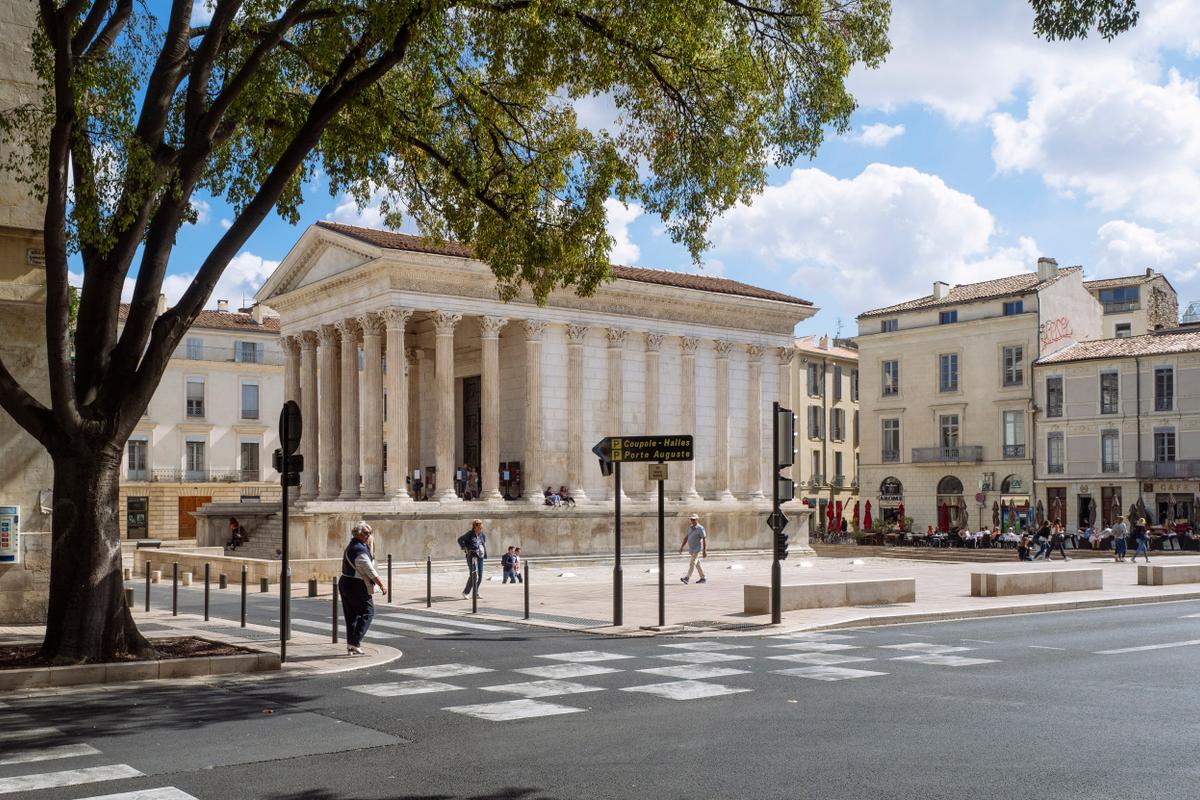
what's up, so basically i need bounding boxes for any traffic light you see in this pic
[774,528,789,560]
[273,448,304,486]
[773,403,796,503]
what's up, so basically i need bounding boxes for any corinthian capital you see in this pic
[334,318,360,342]
[777,346,795,365]
[299,330,319,351]
[357,312,385,337]
[522,319,548,340]
[318,324,339,346]
[680,336,700,354]
[747,344,765,361]
[566,323,589,343]
[281,334,301,356]
[714,339,735,356]
[606,327,628,347]
[431,311,463,335]
[480,315,509,338]
[381,307,414,331]
[645,332,666,353]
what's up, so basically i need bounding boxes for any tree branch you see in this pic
[0,355,58,450]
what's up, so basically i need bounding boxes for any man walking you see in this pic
[1132,517,1151,563]
[679,513,708,585]
[338,521,386,655]
[1113,515,1129,562]
[458,519,488,599]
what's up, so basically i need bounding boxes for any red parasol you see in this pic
[897,502,905,528]
[938,501,948,532]
[835,500,843,531]
[864,500,873,530]
[852,500,860,528]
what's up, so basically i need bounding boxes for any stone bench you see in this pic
[970,568,1102,597]
[744,578,916,615]
[1137,562,1200,586]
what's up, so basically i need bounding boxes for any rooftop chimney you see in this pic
[1037,256,1058,282]
[932,281,950,300]
[818,334,830,350]
[217,299,228,313]
[1146,267,1154,277]
[156,293,166,316]
[250,303,265,325]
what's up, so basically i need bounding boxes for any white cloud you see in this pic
[190,0,214,26]
[188,199,211,225]
[1095,219,1200,282]
[705,163,1039,308]
[991,68,1200,226]
[852,122,905,147]
[147,251,280,309]
[604,197,642,264]
[219,218,232,230]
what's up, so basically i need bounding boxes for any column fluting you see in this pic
[566,323,590,502]
[317,324,341,499]
[432,311,462,502]
[480,315,508,501]
[714,339,735,502]
[384,308,413,500]
[359,313,385,499]
[337,319,361,500]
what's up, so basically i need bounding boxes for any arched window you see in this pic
[937,476,963,495]
[1000,474,1023,494]
[880,477,903,497]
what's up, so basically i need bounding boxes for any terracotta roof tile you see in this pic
[858,267,1082,319]
[1037,330,1200,364]
[315,220,812,307]
[1083,272,1162,291]
[117,304,280,333]
[794,335,858,361]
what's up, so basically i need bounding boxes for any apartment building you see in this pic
[792,335,858,530]
[1084,269,1178,339]
[856,258,1103,533]
[1034,329,1200,530]
[118,301,284,541]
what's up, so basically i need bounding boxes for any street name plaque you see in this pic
[594,435,694,464]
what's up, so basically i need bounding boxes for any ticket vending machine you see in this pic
[0,505,18,564]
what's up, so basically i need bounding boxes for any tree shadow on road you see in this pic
[263,788,561,800]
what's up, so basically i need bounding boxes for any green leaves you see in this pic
[1030,0,1140,42]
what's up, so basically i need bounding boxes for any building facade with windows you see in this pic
[1034,330,1200,531]
[117,302,284,541]
[1084,270,1178,340]
[791,335,859,531]
[856,258,1104,533]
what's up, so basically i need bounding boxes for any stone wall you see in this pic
[0,531,49,624]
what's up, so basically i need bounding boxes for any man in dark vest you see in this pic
[339,521,386,655]
[458,519,488,599]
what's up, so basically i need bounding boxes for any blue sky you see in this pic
[163,0,1200,337]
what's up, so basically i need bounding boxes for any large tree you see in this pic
[0,0,889,664]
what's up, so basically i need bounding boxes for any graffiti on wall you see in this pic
[1040,316,1074,350]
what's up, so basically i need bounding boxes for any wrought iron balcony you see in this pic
[911,446,983,464]
[177,344,283,366]
[1047,464,1064,474]
[830,475,845,487]
[1102,462,1122,474]
[808,474,825,488]
[126,468,150,481]
[1102,300,1140,314]
[1003,444,1026,459]
[1136,460,1200,479]
[150,468,261,483]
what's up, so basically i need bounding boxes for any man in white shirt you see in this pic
[338,521,386,655]
[679,513,708,584]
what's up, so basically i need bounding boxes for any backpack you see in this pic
[501,553,513,568]
[457,531,475,551]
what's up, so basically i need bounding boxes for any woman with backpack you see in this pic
[1132,517,1151,563]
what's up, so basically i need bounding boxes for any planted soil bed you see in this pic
[0,637,254,670]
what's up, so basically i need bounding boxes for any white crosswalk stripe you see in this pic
[287,616,404,639]
[772,666,888,681]
[879,643,973,654]
[767,652,875,666]
[638,665,751,680]
[514,663,623,680]
[480,680,605,699]
[891,654,998,667]
[443,698,585,722]
[0,726,62,743]
[536,650,634,663]
[348,679,464,697]
[659,641,754,652]
[390,663,493,679]
[73,789,199,800]
[621,680,753,701]
[654,651,752,664]
[769,642,859,652]
[0,764,144,795]
[375,610,512,632]
[0,743,101,767]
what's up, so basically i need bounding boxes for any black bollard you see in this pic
[387,554,393,604]
[219,573,228,590]
[240,565,248,628]
[332,579,339,644]
[260,576,269,593]
[172,562,179,617]
[204,563,211,621]
[125,587,134,608]
[472,581,478,614]
[426,556,432,608]
[523,560,530,621]
[308,577,318,597]
[145,561,151,613]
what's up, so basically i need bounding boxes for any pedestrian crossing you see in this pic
[341,630,1007,724]
[0,715,197,799]
[283,603,515,641]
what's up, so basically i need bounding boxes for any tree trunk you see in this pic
[39,446,155,664]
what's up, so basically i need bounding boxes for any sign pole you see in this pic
[614,461,622,627]
[771,402,782,625]
[280,408,290,663]
[657,460,665,628]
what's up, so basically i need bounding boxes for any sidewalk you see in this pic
[381,552,1200,636]
[0,608,402,689]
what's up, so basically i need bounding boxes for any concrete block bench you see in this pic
[744,578,916,614]
[1137,562,1200,586]
[970,567,1102,597]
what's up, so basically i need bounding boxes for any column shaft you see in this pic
[747,344,765,499]
[714,340,735,501]
[480,316,508,501]
[281,336,301,503]
[299,332,319,500]
[317,325,341,499]
[407,348,424,491]
[607,328,628,501]
[778,347,796,492]
[679,337,701,500]
[337,320,361,499]
[566,324,589,501]
[432,312,462,502]
[523,320,547,503]
[643,332,664,500]
[359,314,385,498]
[385,309,413,500]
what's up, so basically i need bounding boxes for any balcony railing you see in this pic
[126,468,150,481]
[1155,397,1173,412]
[177,345,283,366]
[1047,464,1064,474]
[830,475,845,487]
[1102,462,1122,473]
[881,449,900,463]
[1136,460,1200,479]
[808,474,825,488]
[1003,444,1026,459]
[911,446,984,464]
[1102,300,1140,314]
[148,468,265,483]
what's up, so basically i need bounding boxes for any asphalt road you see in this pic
[6,599,1200,800]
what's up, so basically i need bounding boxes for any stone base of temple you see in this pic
[275,499,814,562]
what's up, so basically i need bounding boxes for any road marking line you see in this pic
[1095,639,1200,655]
[659,641,754,652]
[878,643,973,654]
[961,639,996,644]
[0,713,34,725]
[655,651,752,664]
[479,680,605,698]
[536,651,634,663]
[892,654,999,667]
[0,743,101,766]
[0,764,144,795]
[443,698,585,722]
[638,665,752,680]
[357,617,465,636]
[767,652,875,666]
[514,663,622,680]
[347,680,463,697]
[282,617,402,639]
[1028,645,1066,651]
[769,642,859,652]
[389,663,493,679]
[375,610,512,632]
[620,680,753,701]
[773,666,888,681]
[0,726,62,743]
[72,788,199,800]
[1180,613,1200,619]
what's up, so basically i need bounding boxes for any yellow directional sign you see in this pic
[596,436,694,463]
